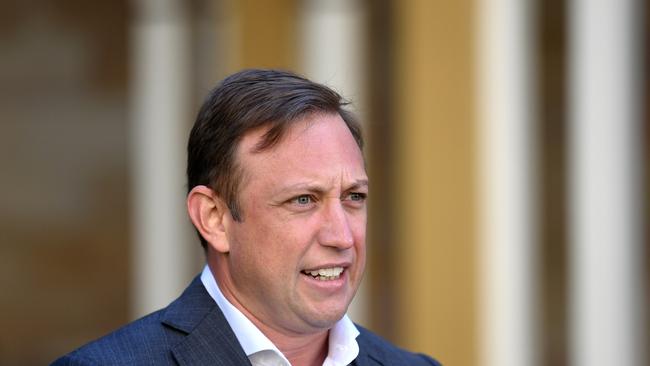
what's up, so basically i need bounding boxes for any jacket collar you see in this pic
[351,347,370,366]
[160,276,252,366]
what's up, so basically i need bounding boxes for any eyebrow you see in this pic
[346,179,369,191]
[276,179,369,196]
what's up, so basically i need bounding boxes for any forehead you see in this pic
[236,113,366,185]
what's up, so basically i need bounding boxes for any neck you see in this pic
[230,294,330,366]
[260,325,329,366]
[282,331,329,366]
[227,291,330,366]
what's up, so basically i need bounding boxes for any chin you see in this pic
[304,315,344,331]
[303,302,349,329]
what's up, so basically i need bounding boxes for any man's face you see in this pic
[218,112,367,335]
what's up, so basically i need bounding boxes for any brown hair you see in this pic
[187,69,363,249]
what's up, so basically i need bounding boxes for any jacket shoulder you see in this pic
[356,325,442,366]
[51,309,176,366]
[51,276,216,365]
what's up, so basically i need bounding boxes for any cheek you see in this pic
[351,215,367,265]
[232,214,305,273]
[351,212,367,243]
[228,216,276,270]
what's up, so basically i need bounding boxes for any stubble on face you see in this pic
[211,112,368,337]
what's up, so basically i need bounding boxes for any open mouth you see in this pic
[301,267,345,281]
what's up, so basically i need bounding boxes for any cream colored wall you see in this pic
[392,1,477,365]
[216,0,299,73]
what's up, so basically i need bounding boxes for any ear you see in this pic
[186,185,231,253]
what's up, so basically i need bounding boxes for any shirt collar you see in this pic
[324,312,360,366]
[200,265,286,362]
[200,265,359,366]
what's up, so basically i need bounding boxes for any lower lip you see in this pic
[300,269,348,292]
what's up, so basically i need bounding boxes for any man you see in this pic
[53,69,441,366]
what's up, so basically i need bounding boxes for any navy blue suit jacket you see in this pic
[52,276,441,365]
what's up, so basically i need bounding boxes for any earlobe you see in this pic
[186,185,231,253]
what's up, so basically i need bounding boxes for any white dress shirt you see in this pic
[200,265,360,366]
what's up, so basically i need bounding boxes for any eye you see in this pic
[349,192,365,201]
[292,195,313,205]
[345,192,367,202]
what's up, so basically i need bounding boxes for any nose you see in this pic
[318,200,354,249]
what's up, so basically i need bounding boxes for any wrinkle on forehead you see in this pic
[234,113,366,200]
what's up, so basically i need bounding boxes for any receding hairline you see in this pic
[226,110,364,216]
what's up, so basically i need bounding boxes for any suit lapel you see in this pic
[160,276,252,366]
[351,330,384,366]
[350,352,369,366]
[170,307,252,366]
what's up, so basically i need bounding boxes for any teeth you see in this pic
[304,267,344,280]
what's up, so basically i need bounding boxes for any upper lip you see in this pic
[302,262,351,272]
